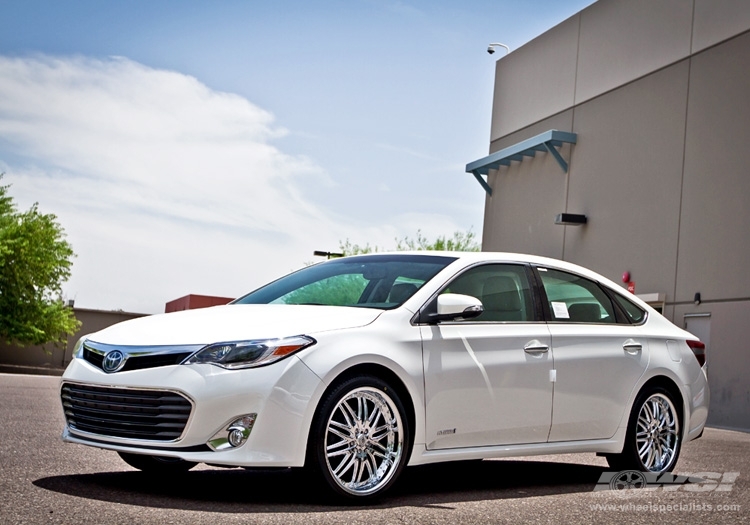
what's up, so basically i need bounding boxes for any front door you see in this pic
[422,263,553,449]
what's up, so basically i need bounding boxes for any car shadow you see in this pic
[33,459,607,512]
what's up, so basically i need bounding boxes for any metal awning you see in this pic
[466,130,577,195]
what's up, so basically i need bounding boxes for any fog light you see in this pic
[207,414,257,451]
[228,426,246,447]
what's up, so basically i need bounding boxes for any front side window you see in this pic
[441,264,534,322]
[234,254,456,309]
[537,268,616,324]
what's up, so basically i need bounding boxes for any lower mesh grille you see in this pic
[61,383,192,441]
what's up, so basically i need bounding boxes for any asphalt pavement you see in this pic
[1,373,748,524]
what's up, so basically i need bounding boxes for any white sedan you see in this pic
[60,252,709,501]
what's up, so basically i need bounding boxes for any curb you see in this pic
[0,364,65,376]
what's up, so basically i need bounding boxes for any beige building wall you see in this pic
[0,308,146,371]
[676,31,750,303]
[481,0,750,430]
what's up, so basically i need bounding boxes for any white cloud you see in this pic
[0,55,466,313]
[0,55,349,312]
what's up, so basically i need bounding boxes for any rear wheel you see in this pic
[606,387,681,473]
[308,375,411,502]
[118,452,197,473]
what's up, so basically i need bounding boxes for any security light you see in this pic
[487,43,510,55]
[554,213,587,226]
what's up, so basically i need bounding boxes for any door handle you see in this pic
[524,340,549,354]
[623,339,642,354]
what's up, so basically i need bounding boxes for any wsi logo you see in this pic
[594,470,740,494]
[102,350,127,373]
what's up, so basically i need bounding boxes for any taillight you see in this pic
[687,340,706,367]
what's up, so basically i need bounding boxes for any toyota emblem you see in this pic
[102,350,127,373]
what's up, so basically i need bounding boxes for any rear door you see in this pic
[535,266,649,442]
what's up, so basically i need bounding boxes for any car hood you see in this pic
[86,304,384,346]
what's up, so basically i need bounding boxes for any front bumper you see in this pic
[60,355,323,467]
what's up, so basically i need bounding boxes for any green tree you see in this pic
[394,229,480,252]
[0,177,80,346]
[339,229,480,256]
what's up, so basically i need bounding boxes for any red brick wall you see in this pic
[165,294,234,313]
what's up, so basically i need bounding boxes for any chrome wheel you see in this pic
[324,386,404,497]
[635,393,679,472]
[605,387,682,474]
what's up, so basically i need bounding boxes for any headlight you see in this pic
[183,335,315,370]
[72,335,90,359]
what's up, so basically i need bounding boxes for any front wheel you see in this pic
[308,375,411,502]
[606,387,681,473]
[118,452,197,474]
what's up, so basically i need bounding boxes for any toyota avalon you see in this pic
[60,252,709,501]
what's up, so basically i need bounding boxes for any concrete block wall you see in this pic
[481,0,750,430]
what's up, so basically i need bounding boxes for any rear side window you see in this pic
[612,293,647,324]
[442,264,534,322]
[537,268,616,324]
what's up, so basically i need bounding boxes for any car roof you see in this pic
[339,251,646,308]
[343,250,594,275]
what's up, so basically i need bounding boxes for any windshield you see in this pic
[234,254,456,309]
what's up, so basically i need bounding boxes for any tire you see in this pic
[118,452,197,474]
[307,375,411,502]
[606,386,681,473]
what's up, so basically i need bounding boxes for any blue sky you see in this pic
[0,0,595,313]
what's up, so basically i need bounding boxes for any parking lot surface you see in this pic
[1,373,748,524]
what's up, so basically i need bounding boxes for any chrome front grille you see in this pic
[61,383,192,441]
[82,347,194,372]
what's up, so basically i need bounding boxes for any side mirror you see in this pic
[426,293,484,323]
